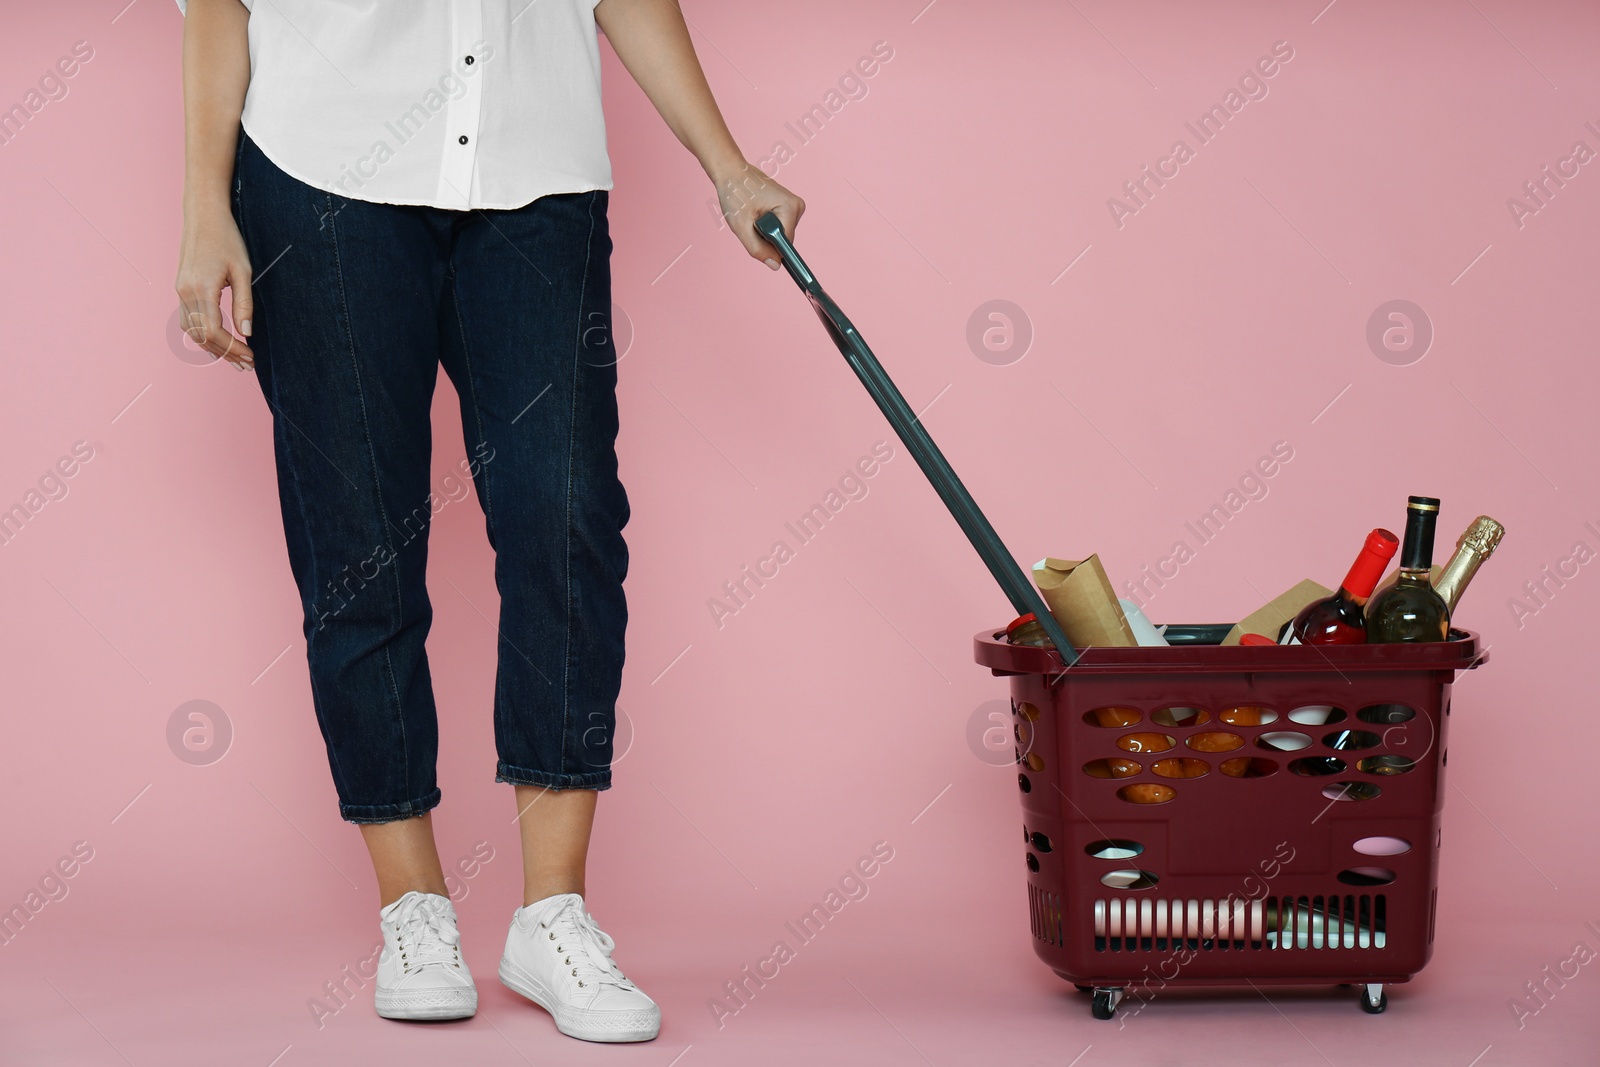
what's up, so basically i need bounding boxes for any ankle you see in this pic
[379,883,451,909]
[523,883,584,908]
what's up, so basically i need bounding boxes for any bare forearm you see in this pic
[594,0,745,182]
[182,0,251,218]
[176,0,255,367]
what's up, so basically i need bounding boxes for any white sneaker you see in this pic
[498,892,660,1042]
[373,891,478,1020]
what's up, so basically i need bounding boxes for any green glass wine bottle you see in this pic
[1366,496,1450,642]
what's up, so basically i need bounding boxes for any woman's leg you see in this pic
[361,815,450,903]
[232,130,457,904]
[513,785,597,904]
[441,189,655,1040]
[435,188,628,904]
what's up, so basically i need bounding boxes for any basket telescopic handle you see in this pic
[756,211,812,288]
[754,211,1079,668]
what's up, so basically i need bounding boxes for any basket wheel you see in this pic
[1090,988,1122,1020]
[1359,984,1387,1014]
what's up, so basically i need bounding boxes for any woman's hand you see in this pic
[174,205,254,369]
[713,162,805,270]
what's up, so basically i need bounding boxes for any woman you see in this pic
[174,0,802,1042]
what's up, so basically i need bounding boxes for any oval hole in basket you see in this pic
[1085,839,1145,860]
[1187,732,1244,753]
[1358,703,1415,724]
[1100,869,1160,890]
[1025,852,1039,872]
[1288,705,1346,726]
[1024,752,1046,772]
[1353,836,1411,856]
[1117,732,1175,753]
[1152,757,1210,779]
[1321,780,1382,802]
[1014,721,1031,747]
[1220,757,1279,778]
[1082,757,1142,779]
[1151,706,1210,728]
[1116,783,1176,805]
[1030,831,1053,853]
[1016,701,1042,722]
[1017,773,1031,793]
[1218,705,1277,727]
[1358,754,1417,775]
[1083,707,1141,728]
[1325,729,1382,751]
[1289,756,1347,777]
[1257,731,1313,752]
[1337,866,1396,887]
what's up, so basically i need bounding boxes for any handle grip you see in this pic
[755,211,1080,668]
[756,211,810,288]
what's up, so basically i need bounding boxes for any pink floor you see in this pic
[4,767,1595,1066]
[7,917,1594,1065]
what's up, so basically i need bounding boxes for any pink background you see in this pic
[2,0,1597,1063]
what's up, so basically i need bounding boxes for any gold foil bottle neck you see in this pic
[1457,515,1504,558]
[1434,515,1505,616]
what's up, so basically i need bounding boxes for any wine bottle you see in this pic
[1366,496,1450,642]
[1284,529,1400,645]
[1433,515,1505,615]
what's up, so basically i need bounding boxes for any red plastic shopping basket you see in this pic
[975,629,1485,1019]
[755,212,1490,1020]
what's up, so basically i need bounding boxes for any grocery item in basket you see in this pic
[1433,515,1504,615]
[1378,562,1442,594]
[1285,528,1398,645]
[1367,496,1450,643]
[1119,599,1170,646]
[1091,900,1385,947]
[1032,556,1137,648]
[1116,783,1176,804]
[1222,579,1333,645]
[1003,613,1054,647]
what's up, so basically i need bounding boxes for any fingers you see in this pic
[176,264,255,369]
[224,267,256,370]
[736,222,781,270]
[231,266,254,346]
[770,197,805,241]
[745,194,805,270]
[179,287,255,369]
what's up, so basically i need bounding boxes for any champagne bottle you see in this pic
[1285,529,1399,645]
[1433,515,1505,615]
[1366,496,1450,642]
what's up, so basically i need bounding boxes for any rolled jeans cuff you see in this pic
[339,787,443,825]
[495,762,611,791]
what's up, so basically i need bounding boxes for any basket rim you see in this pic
[974,625,1485,676]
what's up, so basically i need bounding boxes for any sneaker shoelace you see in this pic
[537,896,635,992]
[390,894,463,974]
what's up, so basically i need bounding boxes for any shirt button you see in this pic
[459,135,469,145]
[464,55,475,65]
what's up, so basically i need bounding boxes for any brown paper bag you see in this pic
[1222,579,1332,645]
[1032,556,1137,648]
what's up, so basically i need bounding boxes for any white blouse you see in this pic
[176,0,613,210]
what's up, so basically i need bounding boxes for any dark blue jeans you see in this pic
[231,130,629,823]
